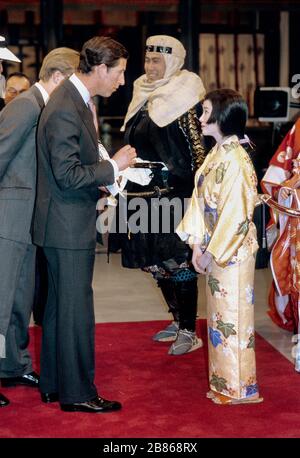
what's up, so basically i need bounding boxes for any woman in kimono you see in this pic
[177,89,263,404]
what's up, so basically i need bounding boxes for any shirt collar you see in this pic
[69,73,90,105]
[34,82,49,104]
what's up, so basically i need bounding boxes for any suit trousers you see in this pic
[41,247,98,404]
[0,238,36,376]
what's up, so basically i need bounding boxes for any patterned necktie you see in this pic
[88,98,99,135]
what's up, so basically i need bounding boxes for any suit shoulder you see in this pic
[18,88,41,105]
[0,93,38,122]
[52,80,77,100]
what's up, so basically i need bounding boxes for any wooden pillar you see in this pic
[40,0,63,54]
[261,10,280,87]
[178,0,200,73]
[289,10,300,85]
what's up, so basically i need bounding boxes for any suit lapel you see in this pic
[63,79,98,150]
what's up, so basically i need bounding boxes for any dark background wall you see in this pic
[1,0,300,169]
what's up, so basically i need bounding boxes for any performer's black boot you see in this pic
[158,278,180,322]
[174,277,198,332]
[152,279,180,341]
[168,277,203,355]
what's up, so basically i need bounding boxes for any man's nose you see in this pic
[118,74,125,86]
[146,62,155,71]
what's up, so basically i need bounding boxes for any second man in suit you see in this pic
[0,47,80,406]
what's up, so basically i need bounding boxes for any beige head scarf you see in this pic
[121,35,205,130]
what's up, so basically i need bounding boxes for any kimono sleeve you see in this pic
[206,150,257,266]
[176,168,206,244]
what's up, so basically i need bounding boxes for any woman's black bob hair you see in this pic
[203,88,248,139]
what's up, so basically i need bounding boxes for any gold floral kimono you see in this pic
[177,135,260,399]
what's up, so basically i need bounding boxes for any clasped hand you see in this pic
[112,144,137,171]
[192,245,213,275]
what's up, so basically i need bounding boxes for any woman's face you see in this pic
[199,99,220,138]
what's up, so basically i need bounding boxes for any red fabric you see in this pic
[268,282,296,332]
[271,222,292,296]
[269,118,300,171]
[261,119,300,332]
[1,320,300,438]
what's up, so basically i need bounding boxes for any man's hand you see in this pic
[98,186,109,193]
[112,144,137,171]
[192,245,213,275]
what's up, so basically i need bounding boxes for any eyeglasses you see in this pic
[6,88,21,95]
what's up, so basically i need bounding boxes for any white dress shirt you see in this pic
[34,82,49,105]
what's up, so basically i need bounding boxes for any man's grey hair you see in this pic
[39,47,80,81]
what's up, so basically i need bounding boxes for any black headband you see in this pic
[0,39,7,48]
[145,45,172,54]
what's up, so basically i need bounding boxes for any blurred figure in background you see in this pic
[0,59,5,98]
[1,71,31,107]
[261,119,300,367]
[0,35,22,110]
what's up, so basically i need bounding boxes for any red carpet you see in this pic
[0,320,300,438]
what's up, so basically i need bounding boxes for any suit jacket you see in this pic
[33,79,114,250]
[0,85,44,244]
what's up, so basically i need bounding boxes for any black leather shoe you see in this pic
[41,392,59,403]
[60,396,122,413]
[0,393,9,407]
[1,371,39,388]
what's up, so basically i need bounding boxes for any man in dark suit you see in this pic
[0,35,22,409]
[0,47,80,407]
[33,36,136,413]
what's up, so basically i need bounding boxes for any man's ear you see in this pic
[96,63,107,79]
[52,70,65,85]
